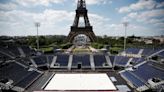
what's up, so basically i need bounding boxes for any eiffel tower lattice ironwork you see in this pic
[67,0,96,42]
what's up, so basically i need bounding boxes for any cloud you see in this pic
[156,1,164,8]
[74,0,112,5]
[92,23,159,36]
[122,9,164,32]
[118,7,131,13]
[14,0,66,7]
[127,9,163,21]
[119,0,157,13]
[0,8,110,36]
[0,9,73,36]
[0,3,17,11]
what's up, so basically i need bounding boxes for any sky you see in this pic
[0,0,164,36]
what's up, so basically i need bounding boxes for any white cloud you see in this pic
[0,7,162,36]
[122,9,164,30]
[140,9,163,17]
[0,9,74,36]
[127,12,138,18]
[74,0,112,5]
[119,0,157,13]
[0,8,111,36]
[14,0,66,7]
[156,1,164,8]
[118,7,131,13]
[0,3,17,11]
[93,23,158,36]
[86,0,112,5]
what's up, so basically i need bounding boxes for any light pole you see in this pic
[123,22,129,54]
[35,22,40,50]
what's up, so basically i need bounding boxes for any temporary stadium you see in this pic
[0,44,164,92]
[0,0,164,92]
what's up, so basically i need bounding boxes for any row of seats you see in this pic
[30,54,146,69]
[53,54,109,69]
[0,47,15,59]
[130,62,164,81]
[114,56,145,67]
[124,48,163,56]
[114,56,130,67]
[9,54,147,70]
[0,62,42,89]
[18,54,109,69]
[121,71,145,88]
[32,56,47,66]
[72,55,90,68]
[120,61,164,89]
[156,50,164,58]
[56,54,69,67]
[94,54,107,67]
[125,48,140,54]
[0,46,36,59]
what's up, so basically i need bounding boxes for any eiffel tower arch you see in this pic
[67,0,96,43]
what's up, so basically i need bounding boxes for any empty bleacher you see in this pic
[21,46,36,56]
[109,55,115,65]
[1,44,164,92]
[7,46,21,57]
[141,48,154,56]
[32,56,48,67]
[125,48,140,54]
[141,48,163,57]
[121,71,146,88]
[81,55,90,67]
[0,62,42,90]
[0,47,15,59]
[130,58,145,65]
[156,50,164,58]
[114,56,130,67]
[46,55,54,65]
[16,71,42,89]
[120,61,164,91]
[17,58,32,67]
[130,62,164,81]
[93,54,107,68]
[72,54,90,69]
[0,53,11,61]
[55,54,69,68]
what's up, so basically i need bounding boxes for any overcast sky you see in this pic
[0,0,164,36]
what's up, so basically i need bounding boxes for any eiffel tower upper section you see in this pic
[73,0,91,27]
[67,0,96,42]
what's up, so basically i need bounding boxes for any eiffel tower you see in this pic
[67,0,96,42]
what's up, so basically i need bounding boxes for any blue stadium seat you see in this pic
[114,56,130,67]
[47,55,54,65]
[157,51,164,58]
[131,58,144,65]
[0,62,36,86]
[125,48,140,54]
[72,54,90,68]
[8,46,21,57]
[94,54,106,67]
[109,56,115,65]
[121,71,145,88]
[16,71,42,88]
[130,62,164,81]
[141,49,153,56]
[33,56,47,66]
[56,54,69,67]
